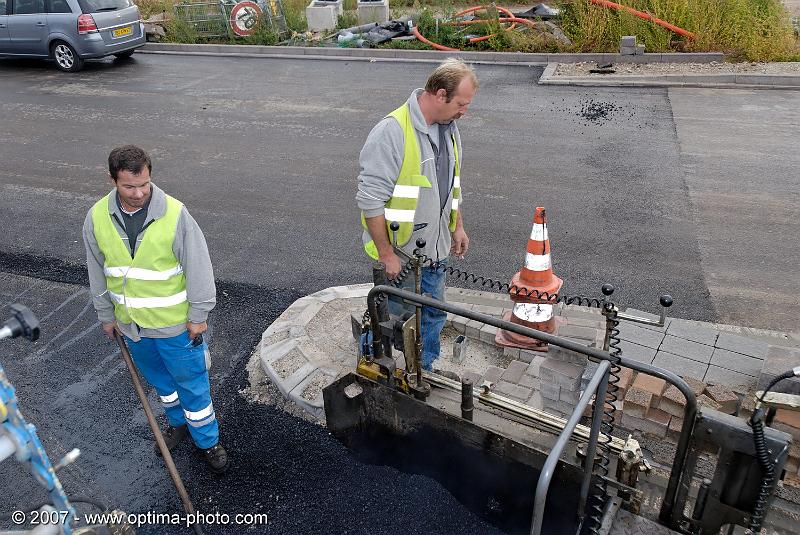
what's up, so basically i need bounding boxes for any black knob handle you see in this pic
[601,284,615,296]
[416,238,426,249]
[660,295,673,308]
[389,221,400,231]
[5,304,40,342]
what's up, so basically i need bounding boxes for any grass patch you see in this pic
[560,0,796,61]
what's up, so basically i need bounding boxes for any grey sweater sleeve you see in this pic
[356,118,404,218]
[82,210,116,323]
[174,207,216,323]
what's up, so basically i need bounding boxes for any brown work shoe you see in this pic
[201,443,230,474]
[155,424,188,456]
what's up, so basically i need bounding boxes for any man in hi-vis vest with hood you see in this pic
[83,145,228,474]
[357,58,478,371]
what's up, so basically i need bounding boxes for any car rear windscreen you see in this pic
[78,0,131,12]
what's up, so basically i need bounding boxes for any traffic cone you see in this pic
[495,207,563,352]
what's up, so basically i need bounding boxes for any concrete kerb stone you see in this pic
[538,66,800,90]
[141,43,726,67]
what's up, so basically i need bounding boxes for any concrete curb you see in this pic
[141,42,724,65]
[539,61,800,90]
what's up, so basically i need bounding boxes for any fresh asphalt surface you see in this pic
[0,53,798,534]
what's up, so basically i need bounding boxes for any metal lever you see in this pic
[601,284,673,327]
[388,221,413,262]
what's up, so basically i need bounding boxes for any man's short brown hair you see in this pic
[108,145,152,181]
[424,58,479,101]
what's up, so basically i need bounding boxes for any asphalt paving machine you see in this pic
[323,236,798,535]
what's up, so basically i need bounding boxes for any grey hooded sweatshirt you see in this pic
[82,184,216,342]
[357,89,464,263]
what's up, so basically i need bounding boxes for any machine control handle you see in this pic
[0,304,40,342]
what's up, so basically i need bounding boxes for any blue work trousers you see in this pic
[389,260,448,370]
[125,332,219,449]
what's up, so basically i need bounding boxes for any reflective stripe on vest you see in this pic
[91,193,189,329]
[361,103,461,259]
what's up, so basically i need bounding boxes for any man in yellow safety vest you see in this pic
[357,58,478,370]
[82,145,228,474]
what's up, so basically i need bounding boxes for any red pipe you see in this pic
[589,0,695,39]
[414,6,538,51]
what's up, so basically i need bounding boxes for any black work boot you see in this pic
[155,424,188,456]
[201,443,230,474]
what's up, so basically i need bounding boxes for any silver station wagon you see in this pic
[0,0,145,72]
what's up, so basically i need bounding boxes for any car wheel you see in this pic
[114,50,135,60]
[51,41,84,72]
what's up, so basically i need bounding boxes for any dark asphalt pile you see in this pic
[578,100,626,126]
[0,252,502,535]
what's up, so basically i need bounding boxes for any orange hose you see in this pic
[412,26,459,51]
[589,0,695,39]
[415,6,531,51]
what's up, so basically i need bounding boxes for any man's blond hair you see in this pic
[425,58,478,101]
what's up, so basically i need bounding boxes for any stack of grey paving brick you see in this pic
[537,306,606,417]
[620,35,645,56]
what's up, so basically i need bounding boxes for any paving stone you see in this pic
[465,319,484,340]
[479,324,498,344]
[472,304,505,316]
[667,416,684,443]
[526,390,544,410]
[620,412,646,431]
[560,388,581,403]
[562,316,605,330]
[704,365,757,391]
[653,351,708,382]
[645,407,671,436]
[582,361,600,390]
[632,374,667,398]
[617,340,657,364]
[616,367,637,395]
[697,394,722,412]
[540,358,584,391]
[483,365,504,384]
[463,370,482,386]
[659,335,714,364]
[502,360,529,383]
[451,315,467,334]
[623,388,652,418]
[503,347,521,360]
[546,345,589,366]
[710,348,762,377]
[519,374,539,389]
[775,409,800,429]
[659,385,688,418]
[704,384,739,414]
[541,398,574,417]
[758,345,800,394]
[681,375,707,397]
[556,324,600,342]
[519,349,540,364]
[666,319,718,346]
[618,322,666,349]
[540,381,561,401]
[528,355,546,377]
[715,332,769,359]
[495,380,533,401]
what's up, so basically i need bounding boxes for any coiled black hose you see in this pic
[748,369,796,532]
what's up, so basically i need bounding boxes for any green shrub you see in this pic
[164,16,198,43]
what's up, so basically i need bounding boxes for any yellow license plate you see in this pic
[112,26,132,38]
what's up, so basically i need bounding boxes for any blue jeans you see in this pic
[125,332,219,449]
[389,260,447,370]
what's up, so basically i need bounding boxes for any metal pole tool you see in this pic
[113,331,204,535]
